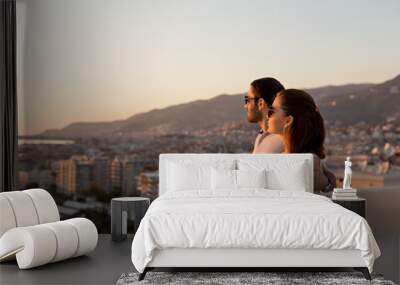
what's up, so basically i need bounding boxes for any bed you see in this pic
[131,154,381,280]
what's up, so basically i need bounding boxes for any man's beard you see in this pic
[247,110,263,123]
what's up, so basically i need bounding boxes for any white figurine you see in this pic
[343,156,352,189]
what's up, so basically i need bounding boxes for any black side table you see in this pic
[111,197,150,242]
[332,198,366,218]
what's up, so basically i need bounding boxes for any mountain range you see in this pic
[38,74,400,139]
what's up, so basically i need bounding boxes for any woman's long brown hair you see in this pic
[277,89,326,159]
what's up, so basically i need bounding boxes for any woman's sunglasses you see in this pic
[266,107,276,118]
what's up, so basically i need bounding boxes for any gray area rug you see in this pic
[116,271,396,285]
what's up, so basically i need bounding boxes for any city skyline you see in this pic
[16,0,400,135]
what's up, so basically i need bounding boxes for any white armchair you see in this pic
[0,189,98,269]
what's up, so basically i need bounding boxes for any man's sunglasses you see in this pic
[244,95,260,104]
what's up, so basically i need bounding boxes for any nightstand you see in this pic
[111,197,150,242]
[332,198,366,218]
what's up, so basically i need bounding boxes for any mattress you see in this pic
[131,190,380,273]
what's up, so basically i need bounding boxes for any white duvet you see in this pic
[131,190,380,273]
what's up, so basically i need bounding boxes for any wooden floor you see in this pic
[0,235,134,285]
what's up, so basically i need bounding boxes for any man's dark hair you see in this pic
[250,77,285,107]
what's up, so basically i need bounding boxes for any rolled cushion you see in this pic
[65,218,98,257]
[42,221,79,262]
[0,191,39,227]
[0,189,59,239]
[24,189,60,224]
[0,226,57,269]
[0,196,17,237]
[0,218,98,269]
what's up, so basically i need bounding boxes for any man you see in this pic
[244,77,285,153]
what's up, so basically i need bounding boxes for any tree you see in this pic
[110,186,122,198]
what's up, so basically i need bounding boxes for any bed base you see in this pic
[138,266,371,281]
[138,248,372,281]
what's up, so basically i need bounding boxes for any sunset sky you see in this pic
[17,0,400,135]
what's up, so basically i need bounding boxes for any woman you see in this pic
[267,89,336,193]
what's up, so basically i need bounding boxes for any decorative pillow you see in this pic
[236,169,267,189]
[211,169,267,190]
[237,158,308,191]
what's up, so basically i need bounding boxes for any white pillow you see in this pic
[237,158,308,191]
[211,169,267,190]
[266,163,307,191]
[211,168,236,190]
[166,159,235,192]
[236,169,267,189]
[167,162,209,191]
